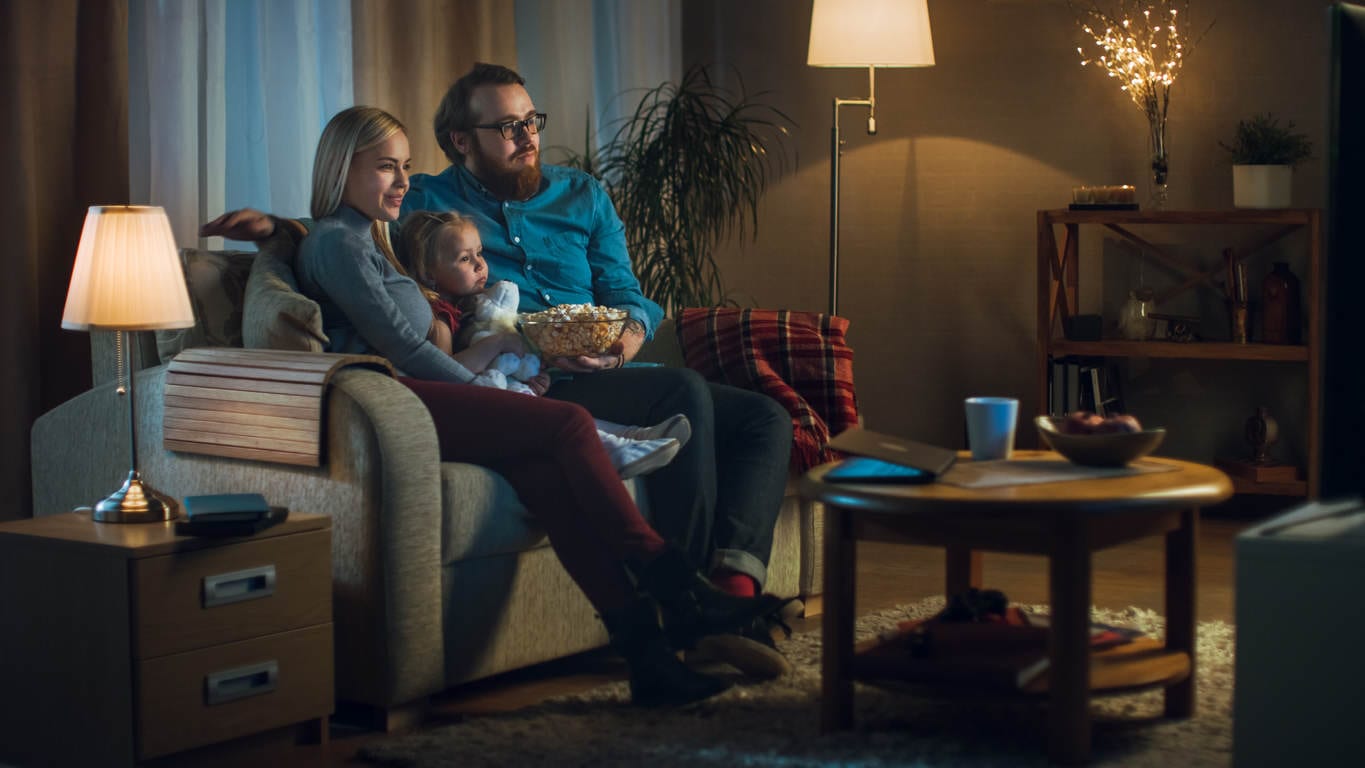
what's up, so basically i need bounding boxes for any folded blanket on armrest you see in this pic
[678,308,859,472]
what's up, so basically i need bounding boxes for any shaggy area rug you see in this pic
[360,597,1234,767]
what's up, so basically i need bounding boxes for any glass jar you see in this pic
[1119,288,1156,340]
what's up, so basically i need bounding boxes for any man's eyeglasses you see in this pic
[473,113,547,141]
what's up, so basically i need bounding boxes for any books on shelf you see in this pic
[1048,358,1124,416]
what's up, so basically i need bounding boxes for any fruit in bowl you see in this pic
[1036,413,1166,467]
[520,304,628,358]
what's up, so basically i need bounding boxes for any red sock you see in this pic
[709,569,757,597]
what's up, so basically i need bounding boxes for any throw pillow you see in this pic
[242,235,327,352]
[155,248,255,363]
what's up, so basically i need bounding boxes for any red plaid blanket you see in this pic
[678,308,859,472]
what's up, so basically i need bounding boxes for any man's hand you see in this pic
[548,319,645,372]
[526,372,551,396]
[200,209,276,241]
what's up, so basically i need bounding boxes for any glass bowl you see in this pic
[520,310,627,358]
[1034,416,1167,467]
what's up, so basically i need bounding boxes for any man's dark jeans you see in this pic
[548,366,792,588]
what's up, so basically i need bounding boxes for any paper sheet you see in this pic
[937,457,1178,489]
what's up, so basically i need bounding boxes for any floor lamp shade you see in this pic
[807,0,936,317]
[807,0,935,68]
[61,206,195,331]
[60,205,193,523]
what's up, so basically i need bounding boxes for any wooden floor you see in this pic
[167,508,1260,767]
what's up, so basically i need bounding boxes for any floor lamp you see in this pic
[807,0,936,316]
[61,205,195,522]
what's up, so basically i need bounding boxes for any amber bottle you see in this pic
[1260,262,1301,344]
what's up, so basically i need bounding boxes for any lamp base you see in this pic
[91,471,181,523]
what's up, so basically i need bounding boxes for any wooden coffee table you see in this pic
[800,450,1232,765]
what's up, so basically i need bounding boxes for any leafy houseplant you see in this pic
[561,66,795,316]
[1219,113,1313,166]
[1219,113,1313,209]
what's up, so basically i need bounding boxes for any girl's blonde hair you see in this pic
[399,210,477,302]
[310,105,408,274]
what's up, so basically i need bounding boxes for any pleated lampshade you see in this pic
[61,205,194,331]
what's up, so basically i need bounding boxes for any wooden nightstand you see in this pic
[0,511,333,767]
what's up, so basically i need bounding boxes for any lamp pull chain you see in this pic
[115,329,127,396]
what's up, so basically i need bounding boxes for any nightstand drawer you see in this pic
[132,529,331,658]
[136,622,333,760]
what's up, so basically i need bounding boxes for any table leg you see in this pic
[1048,522,1092,765]
[1164,507,1198,718]
[945,546,982,599]
[821,505,857,732]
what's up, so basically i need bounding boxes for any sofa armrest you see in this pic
[31,363,446,707]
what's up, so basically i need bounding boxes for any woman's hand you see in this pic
[200,209,276,241]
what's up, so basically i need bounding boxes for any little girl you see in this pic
[401,210,689,480]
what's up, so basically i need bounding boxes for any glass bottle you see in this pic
[1260,262,1301,344]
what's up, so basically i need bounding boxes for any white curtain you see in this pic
[514,0,680,165]
[128,0,353,248]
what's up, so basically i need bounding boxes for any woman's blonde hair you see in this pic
[399,210,477,302]
[310,106,409,274]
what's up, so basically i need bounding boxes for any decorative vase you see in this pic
[1233,165,1293,208]
[1148,112,1169,210]
[1260,261,1302,344]
[1244,406,1279,464]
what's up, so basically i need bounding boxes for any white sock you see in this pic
[597,430,681,480]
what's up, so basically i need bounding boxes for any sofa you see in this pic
[30,232,824,728]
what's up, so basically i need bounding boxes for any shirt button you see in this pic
[525,264,533,272]
[513,236,521,244]
[542,292,551,302]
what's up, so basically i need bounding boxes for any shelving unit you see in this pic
[1036,208,1322,498]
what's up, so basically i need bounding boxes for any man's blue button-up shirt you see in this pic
[402,162,664,339]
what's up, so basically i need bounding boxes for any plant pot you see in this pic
[1233,164,1293,208]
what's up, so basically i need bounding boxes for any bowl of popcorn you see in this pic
[520,303,629,358]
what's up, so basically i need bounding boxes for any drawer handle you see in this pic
[202,564,276,608]
[204,660,278,705]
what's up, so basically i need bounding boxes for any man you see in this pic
[405,64,794,674]
[202,63,794,675]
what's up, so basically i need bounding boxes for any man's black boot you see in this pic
[601,596,730,707]
[631,548,789,650]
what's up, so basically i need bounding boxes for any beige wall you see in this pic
[684,0,1329,466]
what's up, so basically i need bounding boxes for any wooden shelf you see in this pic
[851,632,1190,696]
[1042,208,1319,226]
[1037,208,1322,497]
[1050,339,1308,362]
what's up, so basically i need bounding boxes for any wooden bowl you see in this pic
[1034,416,1166,467]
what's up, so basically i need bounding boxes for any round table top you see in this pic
[800,450,1233,517]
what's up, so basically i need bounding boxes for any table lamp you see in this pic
[807,0,935,316]
[61,205,195,522]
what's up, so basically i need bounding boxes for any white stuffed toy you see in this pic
[456,280,541,395]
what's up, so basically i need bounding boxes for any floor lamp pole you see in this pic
[827,66,878,317]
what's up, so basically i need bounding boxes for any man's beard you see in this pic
[480,150,542,202]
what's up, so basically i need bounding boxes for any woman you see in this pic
[291,105,781,707]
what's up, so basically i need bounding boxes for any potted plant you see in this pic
[1219,113,1313,208]
[558,66,795,316]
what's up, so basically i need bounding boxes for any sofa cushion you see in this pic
[242,236,327,352]
[155,247,255,363]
